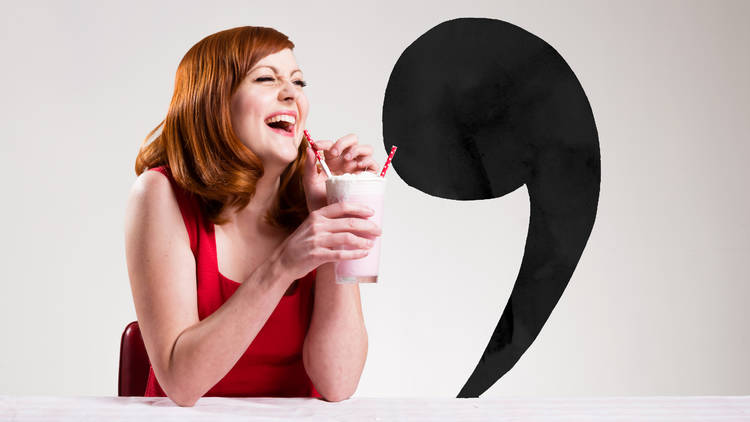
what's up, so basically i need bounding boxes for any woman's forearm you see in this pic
[165,257,291,406]
[302,262,368,402]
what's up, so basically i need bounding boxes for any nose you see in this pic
[278,78,297,102]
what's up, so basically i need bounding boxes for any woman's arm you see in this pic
[125,171,293,407]
[302,262,368,402]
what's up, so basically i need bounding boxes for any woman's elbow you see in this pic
[175,398,199,407]
[162,378,200,407]
[319,388,354,403]
[169,390,199,407]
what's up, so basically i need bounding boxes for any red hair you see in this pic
[135,26,309,230]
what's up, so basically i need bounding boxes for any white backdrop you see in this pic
[1,0,748,397]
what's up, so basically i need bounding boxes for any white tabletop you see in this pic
[1,395,749,421]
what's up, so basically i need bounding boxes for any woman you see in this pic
[124,26,382,407]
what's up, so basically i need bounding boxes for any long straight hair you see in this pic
[135,26,309,230]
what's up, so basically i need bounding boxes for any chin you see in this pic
[278,147,301,167]
[261,138,300,164]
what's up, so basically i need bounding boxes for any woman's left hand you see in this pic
[302,133,381,213]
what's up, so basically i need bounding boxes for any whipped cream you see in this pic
[327,171,384,181]
[325,171,386,200]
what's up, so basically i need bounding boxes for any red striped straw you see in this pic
[303,130,332,178]
[379,145,398,177]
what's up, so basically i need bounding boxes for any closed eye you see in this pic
[256,77,307,87]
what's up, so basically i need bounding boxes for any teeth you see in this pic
[264,114,296,125]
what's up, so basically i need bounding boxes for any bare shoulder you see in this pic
[128,169,173,208]
[125,169,184,234]
[124,169,198,394]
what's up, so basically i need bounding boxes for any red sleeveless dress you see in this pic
[143,165,322,398]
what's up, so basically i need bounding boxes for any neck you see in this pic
[219,165,285,231]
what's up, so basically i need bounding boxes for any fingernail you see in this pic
[331,149,338,156]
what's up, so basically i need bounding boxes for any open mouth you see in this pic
[265,115,296,137]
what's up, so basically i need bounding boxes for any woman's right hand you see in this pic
[274,201,382,281]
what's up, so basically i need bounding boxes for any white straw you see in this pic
[317,155,333,179]
[304,130,332,179]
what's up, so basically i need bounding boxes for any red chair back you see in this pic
[118,321,151,396]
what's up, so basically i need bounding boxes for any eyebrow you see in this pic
[249,65,302,77]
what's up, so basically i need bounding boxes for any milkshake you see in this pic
[325,171,386,284]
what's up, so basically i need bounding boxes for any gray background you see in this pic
[1,0,748,397]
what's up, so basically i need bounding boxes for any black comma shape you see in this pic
[382,17,601,398]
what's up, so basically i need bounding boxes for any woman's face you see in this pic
[230,48,309,170]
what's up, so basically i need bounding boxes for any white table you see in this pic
[1,395,749,421]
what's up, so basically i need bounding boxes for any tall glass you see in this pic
[325,172,386,284]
